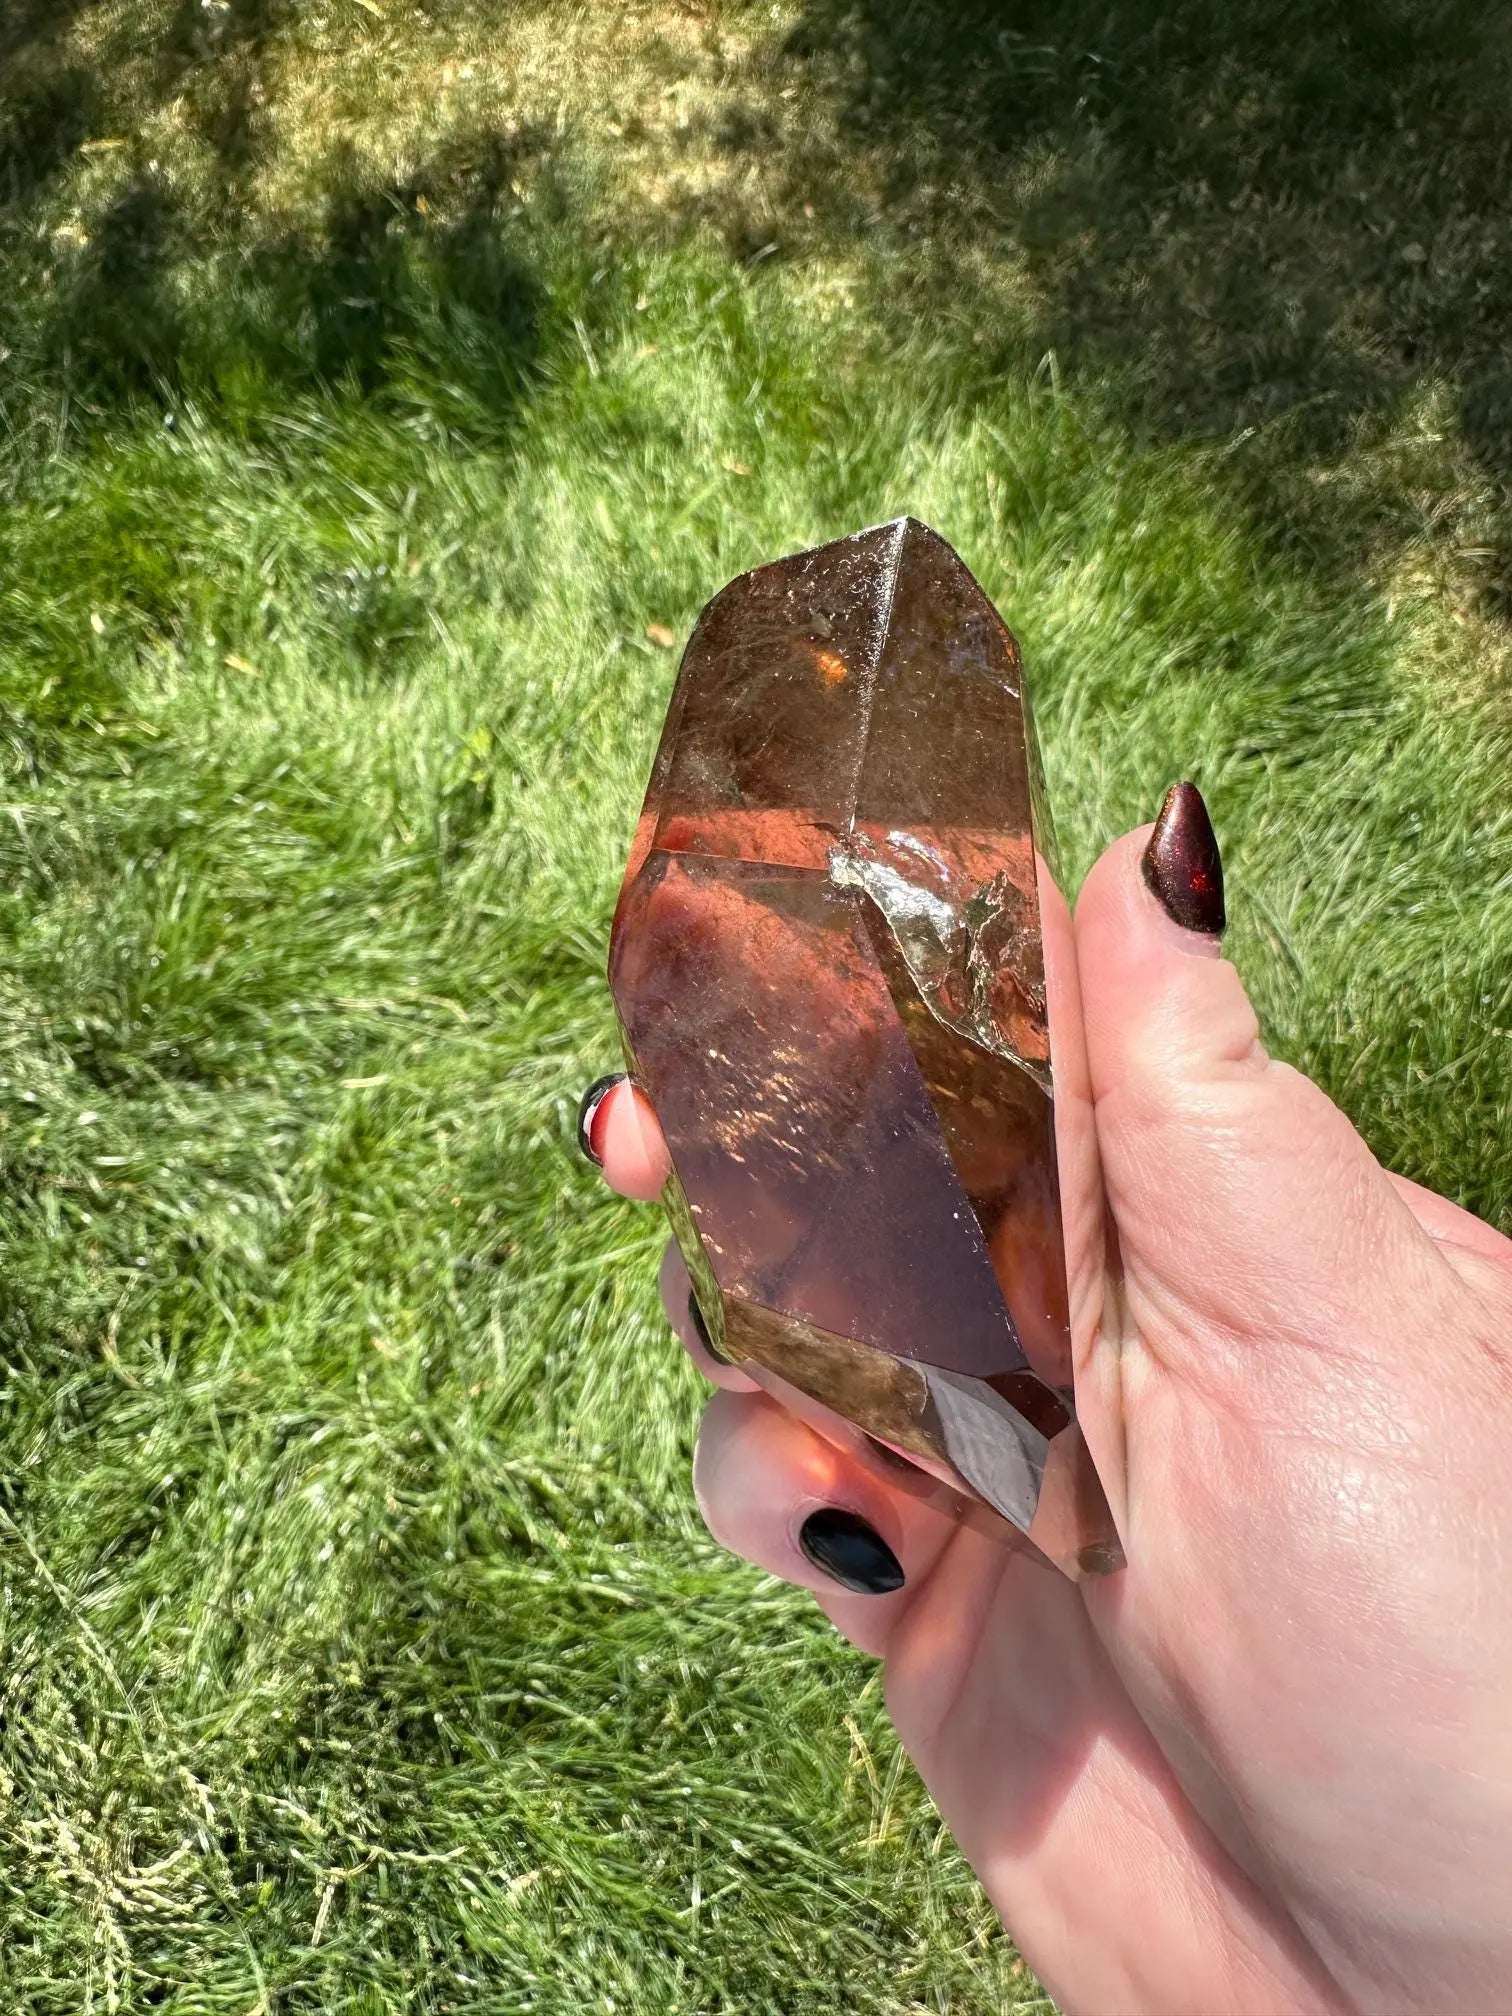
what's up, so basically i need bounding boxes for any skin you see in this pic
[592,822,1512,2016]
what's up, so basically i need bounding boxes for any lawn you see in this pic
[0,2,1509,2010]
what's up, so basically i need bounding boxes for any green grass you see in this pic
[0,2,1509,2009]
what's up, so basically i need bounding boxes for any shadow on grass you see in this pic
[0,0,284,196]
[0,5,555,449]
[0,11,561,804]
[7,4,1512,646]
[11,2,1512,563]
[0,4,103,205]
[739,0,1512,619]
[26,141,552,432]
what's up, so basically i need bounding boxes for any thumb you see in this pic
[1073,784,1447,1368]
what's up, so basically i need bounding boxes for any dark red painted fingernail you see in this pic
[1142,781,1226,935]
[576,1072,627,1165]
[798,1508,905,1595]
[687,1290,731,1366]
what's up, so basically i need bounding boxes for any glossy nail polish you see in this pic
[1142,781,1226,935]
[687,1291,731,1366]
[798,1508,905,1595]
[576,1072,627,1165]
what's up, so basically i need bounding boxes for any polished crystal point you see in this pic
[609,519,1122,1579]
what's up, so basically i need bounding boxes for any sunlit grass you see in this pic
[1,2,1509,2009]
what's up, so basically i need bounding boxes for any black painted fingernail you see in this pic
[576,1072,627,1165]
[687,1290,730,1366]
[798,1508,905,1595]
[1142,781,1226,935]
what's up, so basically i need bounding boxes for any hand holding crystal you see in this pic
[584,797,1512,2016]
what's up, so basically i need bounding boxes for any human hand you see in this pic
[581,785,1512,2016]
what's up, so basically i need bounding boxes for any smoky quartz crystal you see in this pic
[609,519,1122,1579]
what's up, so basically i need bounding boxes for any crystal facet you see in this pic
[609,519,1122,1579]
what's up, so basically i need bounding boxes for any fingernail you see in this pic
[798,1508,905,1595]
[687,1290,731,1366]
[576,1072,627,1165]
[1142,781,1226,935]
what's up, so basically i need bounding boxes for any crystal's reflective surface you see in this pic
[610,519,1122,1579]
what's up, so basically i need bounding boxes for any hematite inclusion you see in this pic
[609,519,1123,1580]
